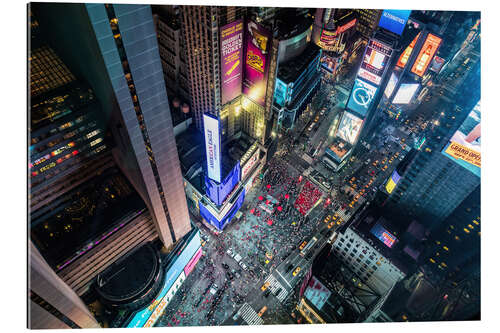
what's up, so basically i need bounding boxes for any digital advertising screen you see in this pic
[205,162,241,206]
[442,101,481,177]
[320,54,339,74]
[358,39,392,85]
[411,33,442,77]
[273,78,288,107]
[346,78,378,117]
[243,21,271,107]
[384,73,399,98]
[385,170,401,194]
[320,28,339,46]
[220,19,244,105]
[203,113,221,183]
[378,9,411,35]
[304,276,332,311]
[336,112,363,145]
[392,83,420,104]
[397,33,420,68]
[429,55,445,73]
[370,223,397,248]
[325,142,349,163]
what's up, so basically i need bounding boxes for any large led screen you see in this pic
[396,32,420,68]
[203,113,221,183]
[385,170,401,194]
[411,33,442,77]
[392,83,419,104]
[384,73,398,98]
[346,78,378,117]
[358,39,392,85]
[336,112,363,145]
[378,9,411,36]
[243,21,271,107]
[304,276,332,311]
[429,55,445,73]
[442,101,481,177]
[371,223,397,248]
[220,19,244,105]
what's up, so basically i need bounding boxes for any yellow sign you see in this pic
[445,142,481,167]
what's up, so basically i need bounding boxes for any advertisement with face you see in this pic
[336,112,363,145]
[358,40,392,85]
[411,33,442,77]
[392,83,420,104]
[203,114,221,183]
[220,19,244,105]
[243,21,271,107]
[378,9,412,35]
[442,101,481,177]
[346,78,378,117]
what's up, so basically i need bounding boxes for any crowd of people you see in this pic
[294,181,323,216]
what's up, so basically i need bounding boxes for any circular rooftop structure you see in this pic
[95,243,163,311]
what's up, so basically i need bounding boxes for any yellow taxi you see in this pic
[293,267,301,276]
[383,165,388,171]
[299,241,308,250]
[261,282,270,291]
[258,306,268,317]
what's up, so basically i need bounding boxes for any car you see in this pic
[226,248,233,257]
[222,263,229,270]
[239,262,249,271]
[299,241,308,250]
[226,271,234,280]
[258,306,268,317]
[293,267,301,276]
[383,165,388,171]
[261,282,271,291]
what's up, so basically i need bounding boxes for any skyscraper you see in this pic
[33,3,192,247]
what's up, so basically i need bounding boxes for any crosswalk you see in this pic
[238,303,264,325]
[264,274,288,302]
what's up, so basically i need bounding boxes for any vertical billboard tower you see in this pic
[203,113,222,183]
[220,19,244,105]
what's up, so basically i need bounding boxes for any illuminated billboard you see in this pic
[320,18,356,47]
[371,223,397,248]
[378,9,411,35]
[205,161,240,206]
[384,73,398,98]
[411,33,442,77]
[346,78,378,117]
[199,188,246,230]
[274,78,288,107]
[220,19,244,105]
[241,148,259,181]
[336,112,363,145]
[397,33,420,68]
[392,83,419,104]
[320,54,340,74]
[442,101,481,177]
[203,113,221,183]
[243,21,271,107]
[358,39,392,85]
[385,170,401,194]
[304,276,332,311]
[325,141,349,163]
[429,55,445,73]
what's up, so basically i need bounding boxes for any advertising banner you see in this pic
[371,223,397,248]
[385,170,401,194]
[184,247,203,277]
[205,162,240,206]
[243,21,271,107]
[392,83,420,104]
[411,33,442,77]
[429,55,445,73]
[397,33,420,68]
[378,9,412,35]
[273,78,288,107]
[320,54,339,74]
[203,114,221,183]
[346,78,378,117]
[358,39,392,86]
[241,148,259,181]
[220,19,244,105]
[442,101,481,177]
[384,73,399,98]
[304,276,332,311]
[336,112,363,145]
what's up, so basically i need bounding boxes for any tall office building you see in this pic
[354,9,382,39]
[33,3,192,247]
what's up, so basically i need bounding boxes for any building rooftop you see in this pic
[277,43,321,84]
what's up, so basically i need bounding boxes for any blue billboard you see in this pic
[371,223,397,248]
[205,162,240,206]
[378,10,411,36]
[274,78,288,107]
[203,113,222,183]
[127,230,201,327]
[346,78,378,117]
[199,188,246,230]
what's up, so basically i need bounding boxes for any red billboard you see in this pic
[411,33,442,77]
[396,32,420,68]
[242,21,271,107]
[220,19,244,105]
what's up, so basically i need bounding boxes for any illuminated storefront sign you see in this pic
[397,33,420,68]
[385,170,401,194]
[442,101,481,177]
[378,9,411,35]
[336,112,363,145]
[371,223,397,248]
[358,39,392,85]
[241,148,259,181]
[392,83,420,104]
[30,154,50,168]
[319,18,357,46]
[51,142,75,157]
[411,33,442,77]
[242,21,271,107]
[203,114,221,183]
[346,78,378,117]
[220,19,244,105]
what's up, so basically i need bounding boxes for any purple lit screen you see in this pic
[220,19,244,105]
